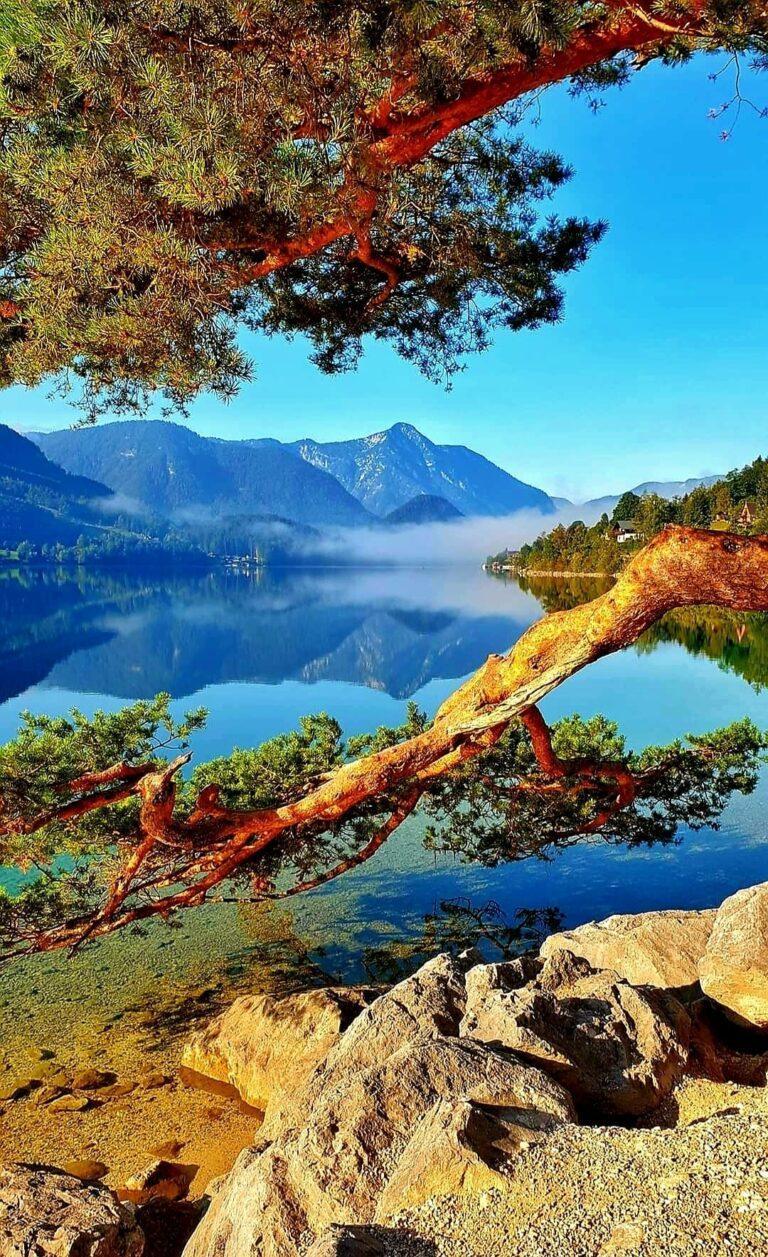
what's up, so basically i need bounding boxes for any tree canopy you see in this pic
[1,0,765,416]
[490,452,768,576]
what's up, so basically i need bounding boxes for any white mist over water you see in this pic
[305,503,590,567]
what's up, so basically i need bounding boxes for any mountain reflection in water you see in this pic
[2,564,768,709]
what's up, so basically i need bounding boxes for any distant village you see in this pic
[485,464,766,577]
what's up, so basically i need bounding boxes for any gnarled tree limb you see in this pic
[4,525,768,956]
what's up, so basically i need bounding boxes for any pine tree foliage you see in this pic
[0,693,764,955]
[1,0,765,415]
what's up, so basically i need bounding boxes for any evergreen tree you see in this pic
[612,491,641,522]
[0,1,765,417]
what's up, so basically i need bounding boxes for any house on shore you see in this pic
[737,500,757,530]
[484,549,521,571]
[611,519,642,544]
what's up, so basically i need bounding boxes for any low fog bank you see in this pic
[289,565,544,620]
[306,502,591,567]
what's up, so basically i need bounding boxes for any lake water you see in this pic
[1,563,768,1068]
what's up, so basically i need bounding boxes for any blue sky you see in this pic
[2,53,766,501]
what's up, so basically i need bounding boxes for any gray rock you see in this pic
[184,954,574,1257]
[540,909,716,989]
[376,1097,557,1220]
[262,953,471,1138]
[0,1164,144,1256]
[182,985,374,1115]
[462,950,690,1118]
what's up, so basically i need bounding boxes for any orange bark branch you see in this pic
[203,3,711,293]
[6,527,768,957]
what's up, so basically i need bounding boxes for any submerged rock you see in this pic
[540,909,716,989]
[0,1164,144,1256]
[181,985,374,1114]
[699,881,768,1030]
[462,951,690,1118]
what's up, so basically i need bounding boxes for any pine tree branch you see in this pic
[4,526,768,958]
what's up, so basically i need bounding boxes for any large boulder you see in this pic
[375,1096,556,1221]
[699,882,768,1030]
[0,1164,144,1257]
[262,952,471,1137]
[461,950,690,1118]
[540,909,716,989]
[181,986,374,1113]
[184,954,574,1257]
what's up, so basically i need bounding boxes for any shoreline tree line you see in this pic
[488,455,768,576]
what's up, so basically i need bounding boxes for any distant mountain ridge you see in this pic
[285,422,554,517]
[575,474,724,521]
[0,424,108,501]
[32,419,556,526]
[0,424,122,549]
[34,421,372,528]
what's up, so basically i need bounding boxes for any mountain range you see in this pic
[0,417,724,558]
[0,424,122,548]
[570,475,723,521]
[34,421,371,528]
[34,420,556,525]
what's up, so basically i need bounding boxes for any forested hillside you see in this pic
[487,456,768,575]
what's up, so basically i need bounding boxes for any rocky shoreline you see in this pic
[4,883,768,1255]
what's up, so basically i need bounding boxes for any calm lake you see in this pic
[1,563,768,1066]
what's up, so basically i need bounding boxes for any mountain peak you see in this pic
[290,427,554,517]
[387,422,425,439]
[384,494,463,526]
[33,422,372,528]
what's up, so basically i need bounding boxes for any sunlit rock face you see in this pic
[461,950,691,1119]
[181,986,375,1115]
[183,954,573,1257]
[180,890,768,1256]
[0,1165,145,1257]
[374,1096,558,1220]
[539,909,716,990]
[700,881,768,1031]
